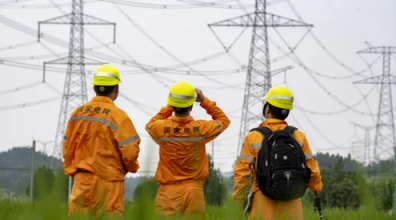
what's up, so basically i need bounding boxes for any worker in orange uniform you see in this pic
[145,81,230,217]
[232,85,323,220]
[63,64,141,218]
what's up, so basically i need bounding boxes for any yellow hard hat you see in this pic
[167,81,197,108]
[92,64,121,86]
[262,85,294,110]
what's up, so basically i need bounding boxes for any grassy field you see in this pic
[1,196,396,220]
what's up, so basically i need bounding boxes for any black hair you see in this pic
[172,106,191,115]
[94,85,117,96]
[263,102,290,120]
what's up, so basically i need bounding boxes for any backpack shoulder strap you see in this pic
[284,126,298,137]
[250,126,273,137]
[251,126,273,187]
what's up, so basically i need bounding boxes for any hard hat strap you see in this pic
[94,72,120,81]
[169,93,195,100]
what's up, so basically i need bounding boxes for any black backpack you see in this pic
[251,125,311,201]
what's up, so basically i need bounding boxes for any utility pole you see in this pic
[38,0,117,198]
[353,46,396,214]
[30,139,36,201]
[208,0,312,158]
[350,122,375,165]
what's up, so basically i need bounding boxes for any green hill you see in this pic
[0,147,63,196]
[0,147,149,199]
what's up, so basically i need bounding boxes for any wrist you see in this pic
[200,97,211,107]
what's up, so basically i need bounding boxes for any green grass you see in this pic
[1,197,396,220]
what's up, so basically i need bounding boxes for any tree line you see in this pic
[4,149,396,213]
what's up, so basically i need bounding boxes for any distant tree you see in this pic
[133,178,159,202]
[204,154,227,206]
[319,159,362,210]
[52,169,69,203]
[25,166,55,201]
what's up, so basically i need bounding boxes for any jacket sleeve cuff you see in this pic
[200,97,213,109]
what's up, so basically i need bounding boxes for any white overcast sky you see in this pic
[0,0,395,177]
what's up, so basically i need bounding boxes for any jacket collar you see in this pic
[91,96,114,104]
[168,115,195,123]
[259,118,288,127]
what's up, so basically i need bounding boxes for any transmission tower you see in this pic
[208,0,312,155]
[350,122,375,165]
[353,47,396,162]
[38,0,116,170]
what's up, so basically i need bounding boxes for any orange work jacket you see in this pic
[145,97,230,184]
[232,119,323,207]
[63,96,141,181]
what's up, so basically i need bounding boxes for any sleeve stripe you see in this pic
[118,135,140,147]
[305,152,313,159]
[215,120,221,134]
[239,153,254,163]
[251,143,261,149]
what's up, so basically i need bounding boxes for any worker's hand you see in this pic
[195,88,205,103]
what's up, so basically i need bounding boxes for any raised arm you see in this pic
[145,105,174,143]
[195,88,230,140]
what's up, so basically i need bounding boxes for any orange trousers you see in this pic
[68,172,125,218]
[155,179,206,217]
[248,191,303,220]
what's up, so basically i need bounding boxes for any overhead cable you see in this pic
[286,0,373,77]
[0,40,37,52]
[0,0,98,8]
[99,0,254,9]
[0,15,247,90]
[294,85,377,116]
[0,81,43,96]
[114,3,223,83]
[113,3,244,89]
[269,37,378,116]
[0,97,60,111]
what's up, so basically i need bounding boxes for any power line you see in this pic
[285,0,373,77]
[0,14,249,91]
[98,0,255,9]
[0,81,43,96]
[0,40,37,52]
[0,43,110,60]
[0,0,98,8]
[268,37,380,116]
[113,3,244,89]
[0,97,60,111]
[293,85,378,116]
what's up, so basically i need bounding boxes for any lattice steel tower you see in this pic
[350,122,375,165]
[354,47,396,162]
[38,0,116,169]
[209,0,312,155]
